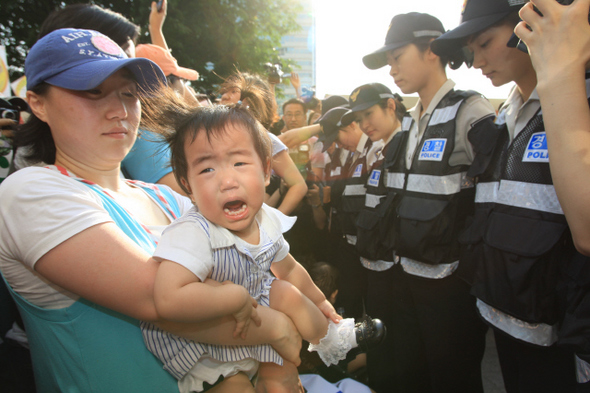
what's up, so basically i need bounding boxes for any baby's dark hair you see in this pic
[308,262,339,299]
[141,88,272,196]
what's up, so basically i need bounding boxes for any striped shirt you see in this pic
[142,204,295,380]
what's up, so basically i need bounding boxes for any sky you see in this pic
[312,0,515,100]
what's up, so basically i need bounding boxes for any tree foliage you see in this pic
[0,0,301,94]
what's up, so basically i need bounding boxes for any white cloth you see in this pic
[0,167,191,309]
[268,132,287,156]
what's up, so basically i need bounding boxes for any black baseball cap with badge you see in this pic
[362,12,445,70]
[430,0,527,66]
[339,83,396,126]
[316,106,351,152]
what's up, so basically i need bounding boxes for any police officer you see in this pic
[431,0,584,391]
[315,104,376,320]
[360,12,495,392]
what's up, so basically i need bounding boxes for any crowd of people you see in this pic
[1,0,590,392]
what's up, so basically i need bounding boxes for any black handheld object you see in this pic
[509,0,588,53]
[156,0,164,12]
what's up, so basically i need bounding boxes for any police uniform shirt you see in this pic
[351,133,371,167]
[402,79,496,279]
[405,79,496,169]
[501,84,541,142]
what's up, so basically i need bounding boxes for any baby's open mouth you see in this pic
[223,200,247,216]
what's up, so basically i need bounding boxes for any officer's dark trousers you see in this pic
[493,327,578,393]
[365,264,487,393]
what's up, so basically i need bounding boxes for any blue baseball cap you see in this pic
[25,28,166,91]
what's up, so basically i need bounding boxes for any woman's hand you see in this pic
[515,0,590,83]
[231,288,262,339]
[204,278,261,339]
[290,72,301,98]
[306,183,321,208]
[149,0,169,50]
[150,0,167,30]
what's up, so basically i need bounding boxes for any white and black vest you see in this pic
[391,90,480,266]
[460,107,571,325]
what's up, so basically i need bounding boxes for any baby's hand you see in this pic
[317,299,341,324]
[233,294,262,339]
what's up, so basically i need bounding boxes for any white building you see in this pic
[278,0,316,106]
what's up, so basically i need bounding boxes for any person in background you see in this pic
[361,11,495,392]
[337,84,407,393]
[124,42,200,194]
[431,0,583,390]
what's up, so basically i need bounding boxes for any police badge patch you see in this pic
[368,170,381,187]
[523,132,549,163]
[353,163,363,178]
[419,138,446,161]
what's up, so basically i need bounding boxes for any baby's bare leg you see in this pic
[208,372,255,393]
[269,279,329,344]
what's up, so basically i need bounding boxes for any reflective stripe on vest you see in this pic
[429,100,463,126]
[399,256,459,279]
[365,193,385,208]
[405,171,468,195]
[343,184,367,196]
[385,171,405,189]
[475,179,563,215]
[401,117,413,131]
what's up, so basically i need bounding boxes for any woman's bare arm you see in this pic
[271,150,307,215]
[34,222,302,363]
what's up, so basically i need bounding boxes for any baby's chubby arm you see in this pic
[271,254,341,323]
[154,260,261,339]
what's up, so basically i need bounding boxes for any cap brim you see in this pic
[174,66,200,81]
[362,41,411,70]
[349,99,381,114]
[339,109,358,128]
[46,57,166,92]
[318,126,340,152]
[431,12,509,56]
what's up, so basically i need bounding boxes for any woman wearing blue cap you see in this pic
[0,28,303,392]
[432,0,587,391]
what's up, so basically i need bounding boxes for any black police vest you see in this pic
[393,90,479,266]
[460,107,572,324]
[355,131,408,262]
[324,147,351,212]
[335,137,373,237]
